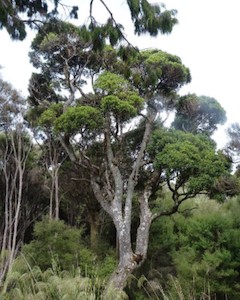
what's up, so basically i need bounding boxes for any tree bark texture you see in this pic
[0,129,31,283]
[90,109,157,293]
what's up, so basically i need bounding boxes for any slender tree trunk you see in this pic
[49,178,54,220]
[0,129,31,283]
[88,211,100,251]
[1,173,9,261]
[8,167,23,266]
[54,167,60,220]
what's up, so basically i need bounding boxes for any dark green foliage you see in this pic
[103,18,124,47]
[29,20,92,82]
[209,174,240,201]
[228,123,240,150]
[0,0,178,50]
[172,94,226,135]
[0,0,78,40]
[125,49,191,99]
[149,129,228,197]
[28,73,64,106]
[23,219,94,271]
[38,103,63,127]
[127,0,178,36]
[137,197,240,299]
[171,199,240,298]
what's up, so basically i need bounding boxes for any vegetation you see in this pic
[0,0,240,299]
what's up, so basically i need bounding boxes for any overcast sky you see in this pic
[0,0,240,147]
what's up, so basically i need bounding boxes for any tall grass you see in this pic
[0,254,216,300]
[135,274,213,300]
[0,254,101,300]
[0,255,129,300]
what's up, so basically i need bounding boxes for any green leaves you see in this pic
[121,49,191,98]
[171,203,240,297]
[101,94,142,121]
[149,129,228,194]
[101,95,135,116]
[172,94,227,135]
[54,106,103,134]
[0,1,78,40]
[94,71,128,95]
[38,103,63,127]
[144,50,191,92]
[22,219,91,271]
[127,0,178,36]
[38,103,103,135]
[94,71,143,121]
[1,0,178,42]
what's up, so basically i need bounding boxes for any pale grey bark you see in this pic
[47,144,62,221]
[44,38,163,292]
[90,109,158,291]
[0,128,32,283]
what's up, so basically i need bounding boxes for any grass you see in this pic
[0,254,215,300]
[0,254,130,300]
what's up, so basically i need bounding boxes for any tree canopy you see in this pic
[172,94,226,135]
[0,0,177,41]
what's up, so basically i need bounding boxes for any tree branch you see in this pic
[97,0,139,51]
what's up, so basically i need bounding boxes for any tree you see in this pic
[0,128,32,282]
[40,137,66,221]
[25,20,231,294]
[225,123,240,179]
[23,218,93,271]
[0,76,49,283]
[171,199,240,299]
[172,94,226,135]
[0,76,23,128]
[148,129,229,206]
[227,122,240,158]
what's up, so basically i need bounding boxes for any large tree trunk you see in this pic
[108,252,135,291]
[104,194,153,293]
[103,213,152,298]
[90,111,157,295]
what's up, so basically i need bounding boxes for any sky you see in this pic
[0,0,240,148]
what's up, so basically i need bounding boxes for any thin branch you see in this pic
[98,0,139,51]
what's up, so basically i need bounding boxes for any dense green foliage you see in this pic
[149,129,229,201]
[143,196,240,299]
[22,219,92,271]
[2,198,240,299]
[172,94,226,135]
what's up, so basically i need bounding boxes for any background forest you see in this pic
[0,1,240,299]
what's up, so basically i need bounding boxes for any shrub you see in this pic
[22,218,94,272]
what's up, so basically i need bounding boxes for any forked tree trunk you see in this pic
[107,205,152,293]
[90,111,157,295]
[92,178,154,295]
